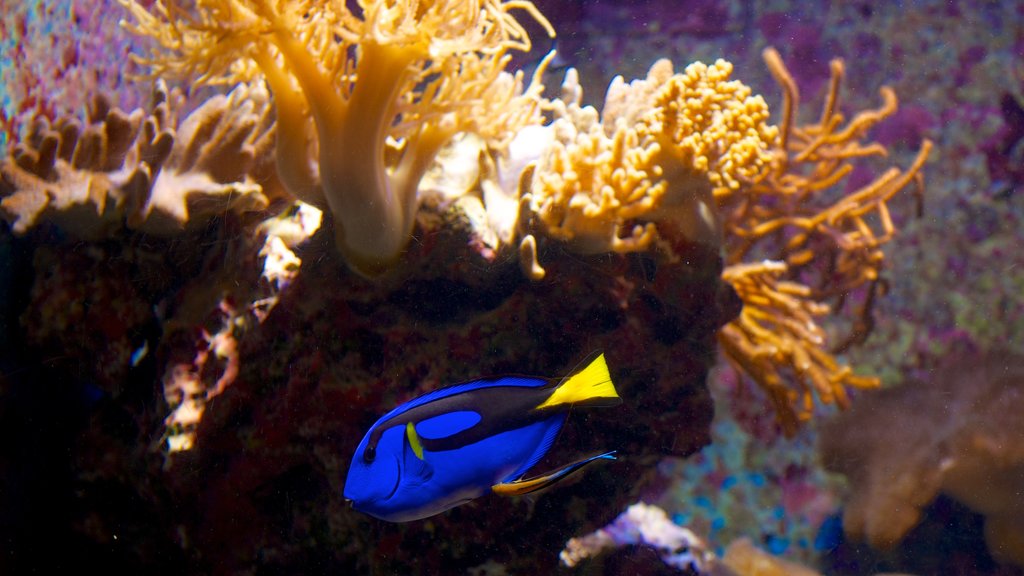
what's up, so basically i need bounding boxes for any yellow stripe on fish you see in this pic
[406,422,424,460]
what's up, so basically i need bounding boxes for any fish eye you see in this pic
[363,445,376,462]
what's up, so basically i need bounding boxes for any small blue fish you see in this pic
[343,352,622,522]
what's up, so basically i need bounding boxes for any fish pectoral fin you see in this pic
[405,422,424,460]
[492,450,617,497]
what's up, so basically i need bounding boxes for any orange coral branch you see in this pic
[716,48,932,433]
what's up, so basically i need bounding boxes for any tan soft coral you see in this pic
[528,58,777,262]
[1,81,275,238]
[528,68,664,257]
[820,351,1024,567]
[716,49,932,434]
[120,0,553,276]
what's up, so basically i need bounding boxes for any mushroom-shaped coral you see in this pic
[120,0,553,276]
[820,350,1024,567]
[529,58,777,261]
[0,81,276,238]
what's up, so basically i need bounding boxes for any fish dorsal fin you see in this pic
[492,451,617,496]
[536,352,620,410]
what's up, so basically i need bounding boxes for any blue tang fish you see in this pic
[343,352,621,522]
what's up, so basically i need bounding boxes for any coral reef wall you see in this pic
[5,0,1022,574]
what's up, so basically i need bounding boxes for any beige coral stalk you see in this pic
[0,81,275,238]
[120,0,553,276]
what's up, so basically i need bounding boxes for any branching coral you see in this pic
[1,80,275,238]
[525,49,928,432]
[715,49,932,434]
[717,261,870,427]
[528,58,777,265]
[120,0,554,276]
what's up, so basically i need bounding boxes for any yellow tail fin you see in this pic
[536,353,620,410]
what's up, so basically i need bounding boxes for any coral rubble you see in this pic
[560,502,716,571]
[559,502,824,575]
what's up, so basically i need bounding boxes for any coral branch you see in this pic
[715,48,932,433]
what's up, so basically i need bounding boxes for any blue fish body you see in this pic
[343,353,621,522]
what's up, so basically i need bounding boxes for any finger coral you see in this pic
[528,58,777,263]
[716,49,932,434]
[1,80,275,238]
[820,351,1024,568]
[120,0,553,276]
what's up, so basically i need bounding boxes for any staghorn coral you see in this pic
[715,49,932,434]
[527,58,777,267]
[820,350,1024,568]
[0,80,276,238]
[120,0,554,276]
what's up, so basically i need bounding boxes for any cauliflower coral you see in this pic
[120,0,553,276]
[528,59,778,263]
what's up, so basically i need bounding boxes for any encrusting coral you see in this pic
[820,350,1024,568]
[1,80,276,238]
[119,0,554,276]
